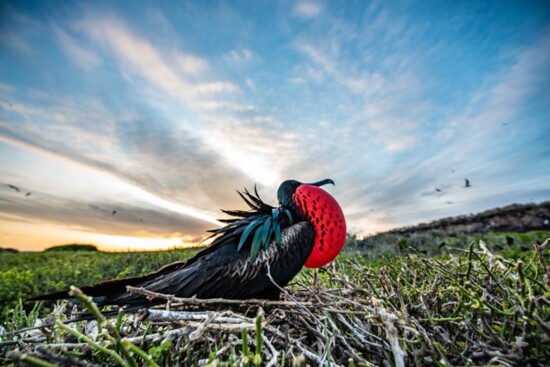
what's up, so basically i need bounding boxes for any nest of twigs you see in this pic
[1,239,549,366]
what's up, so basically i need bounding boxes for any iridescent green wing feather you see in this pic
[204,186,294,262]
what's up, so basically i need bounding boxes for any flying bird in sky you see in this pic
[7,184,20,193]
[32,179,346,307]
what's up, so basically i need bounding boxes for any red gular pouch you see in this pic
[292,185,347,268]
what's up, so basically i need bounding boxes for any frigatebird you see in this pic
[7,184,20,193]
[31,179,346,307]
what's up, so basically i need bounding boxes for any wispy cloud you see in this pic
[194,81,238,94]
[175,52,208,75]
[76,15,237,102]
[459,30,550,131]
[0,31,32,54]
[294,1,323,18]
[53,25,101,70]
[0,3,39,54]
[196,101,255,111]
[245,78,255,88]
[224,48,255,63]
[297,42,336,75]
[295,36,425,153]
[384,136,420,152]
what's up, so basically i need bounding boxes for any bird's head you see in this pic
[277,179,334,207]
[277,178,346,268]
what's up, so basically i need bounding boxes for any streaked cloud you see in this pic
[196,101,255,111]
[194,81,238,94]
[53,25,102,70]
[0,31,31,54]
[224,48,255,63]
[79,16,196,101]
[0,3,36,54]
[384,136,420,152]
[294,1,323,18]
[175,52,208,75]
[245,78,255,88]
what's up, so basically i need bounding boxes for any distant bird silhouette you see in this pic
[31,179,346,306]
[435,188,442,192]
[446,201,453,204]
[7,185,20,193]
[25,192,31,197]
[112,210,117,215]
[464,179,471,188]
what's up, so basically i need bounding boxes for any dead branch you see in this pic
[126,286,311,307]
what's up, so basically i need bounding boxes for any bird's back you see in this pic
[110,221,315,305]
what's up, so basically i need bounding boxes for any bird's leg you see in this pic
[312,268,318,292]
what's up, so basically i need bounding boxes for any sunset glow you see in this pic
[0,217,206,252]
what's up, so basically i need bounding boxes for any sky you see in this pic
[0,0,549,251]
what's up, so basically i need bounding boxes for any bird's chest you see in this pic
[292,186,346,268]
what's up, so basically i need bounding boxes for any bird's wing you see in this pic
[108,221,315,305]
[31,222,315,305]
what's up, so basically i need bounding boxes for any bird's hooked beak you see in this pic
[305,178,335,187]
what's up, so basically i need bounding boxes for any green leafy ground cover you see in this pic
[0,248,198,322]
[349,230,550,258]
[0,233,549,366]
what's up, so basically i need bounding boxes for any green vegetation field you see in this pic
[0,248,198,322]
[1,232,549,366]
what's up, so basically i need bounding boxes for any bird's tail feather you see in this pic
[28,275,145,303]
[29,260,188,304]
